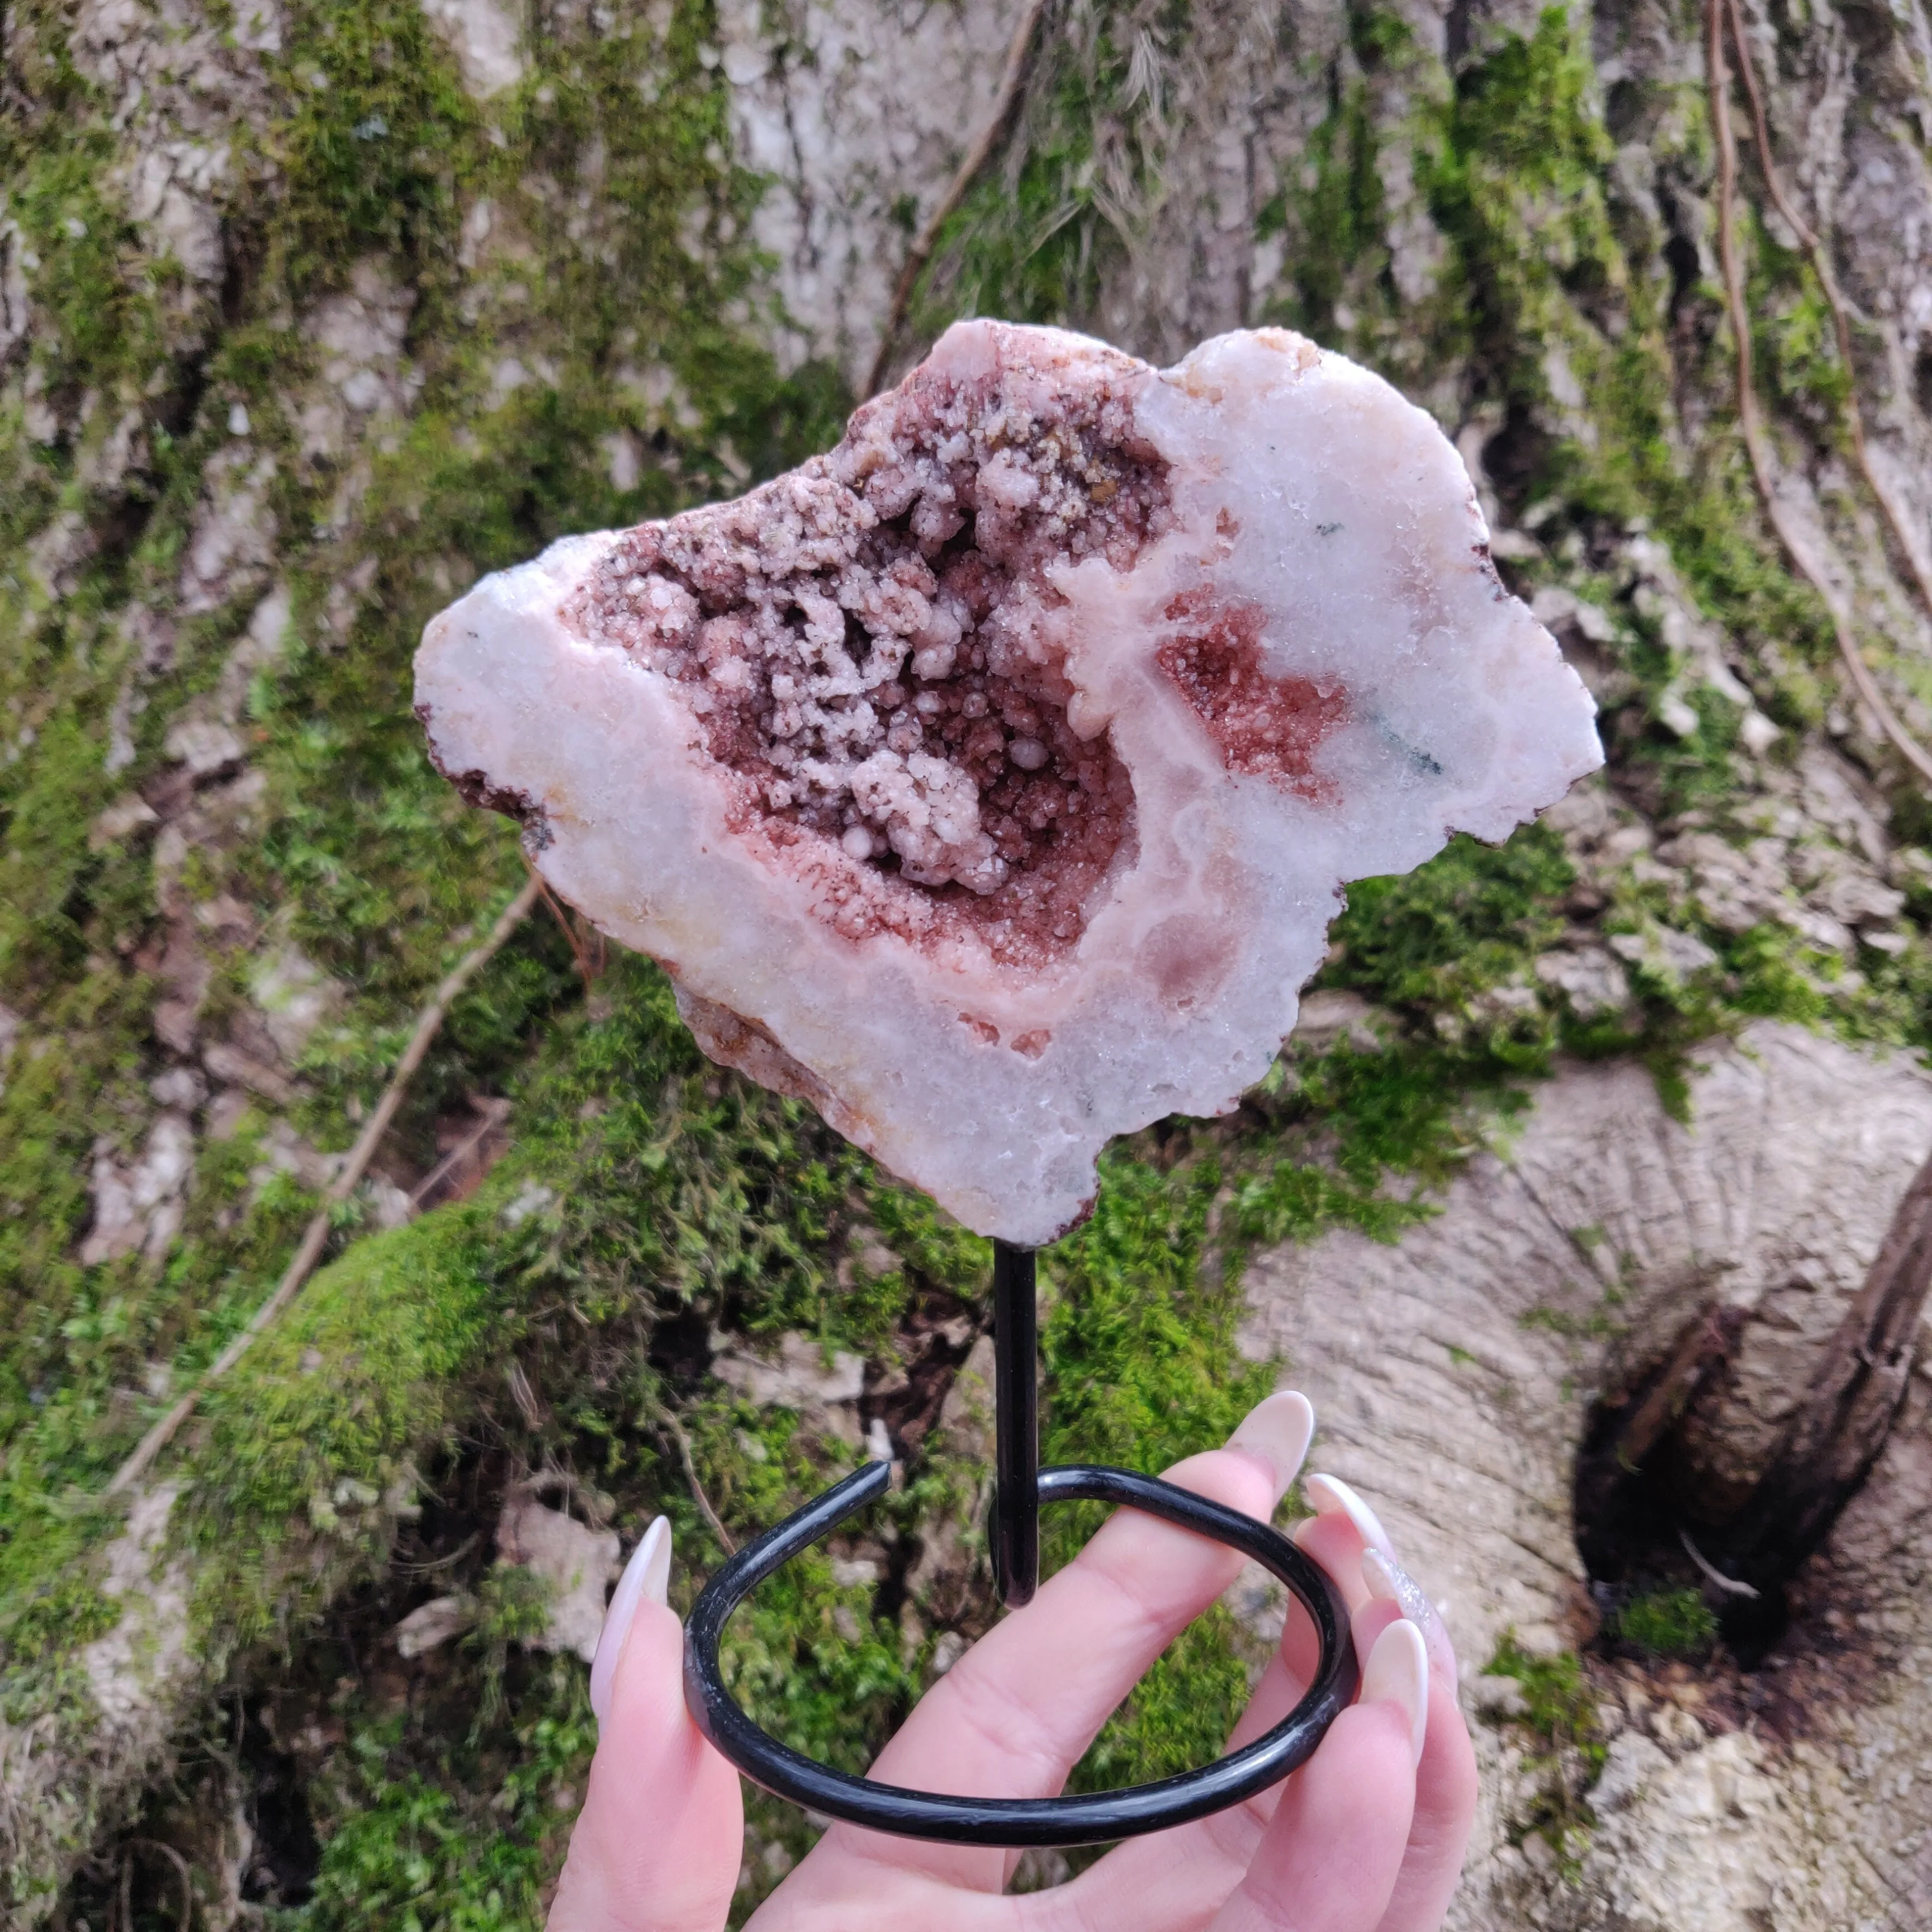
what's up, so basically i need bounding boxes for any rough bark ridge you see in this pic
[1243,1022,1932,1928]
[8,0,1932,1921]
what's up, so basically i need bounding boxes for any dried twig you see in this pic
[406,1094,513,1211]
[510,1463,613,1527]
[506,1360,548,1432]
[863,0,1053,400]
[105,875,543,1498]
[659,1410,737,1554]
[526,855,601,996]
[394,1530,481,1576]
[126,1839,195,1932]
[1678,1526,1760,1599]
[1613,1302,1737,1472]
[1706,0,1932,787]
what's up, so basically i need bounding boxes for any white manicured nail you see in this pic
[1363,1546,1457,1681]
[590,1515,670,1725]
[1361,1616,1429,1765]
[1304,1472,1395,1558]
[1228,1390,1316,1497]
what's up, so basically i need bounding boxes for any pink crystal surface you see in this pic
[416,321,1602,1243]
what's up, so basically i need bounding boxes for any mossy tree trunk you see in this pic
[7,0,1932,1923]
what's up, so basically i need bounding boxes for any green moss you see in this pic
[1230,1150,1433,1247]
[1408,8,1616,392]
[13,0,1932,1910]
[1486,1638,1601,1766]
[3,101,168,397]
[720,1543,922,1773]
[473,1561,560,1717]
[1033,1159,1272,1794]
[1518,1298,1624,1344]
[285,1688,596,1932]
[903,0,1182,339]
[1263,75,1386,344]
[1329,825,1574,1011]
[1347,4,1417,72]
[1225,823,1593,1238]
[0,1565,119,1686]
[1386,6,1843,796]
[0,705,127,995]
[709,1147,1297,1823]
[1609,1587,1716,1658]
[1441,13,1609,184]
[273,0,481,292]
[0,0,861,1710]
[1069,1611,1254,1790]
[1486,1635,1605,1875]
[1044,1157,1270,1474]
[1756,276,1852,419]
[192,1199,512,1533]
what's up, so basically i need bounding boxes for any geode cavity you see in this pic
[415,321,1602,1243]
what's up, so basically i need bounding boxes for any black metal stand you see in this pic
[682,1240,1358,1847]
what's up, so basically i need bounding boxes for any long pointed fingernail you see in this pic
[590,1515,670,1725]
[1228,1390,1315,1497]
[1361,1617,1428,1766]
[1363,1547,1457,1682]
[1304,1472,1395,1558]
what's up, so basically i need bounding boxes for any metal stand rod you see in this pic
[992,1240,1039,1608]
[681,1232,1360,1845]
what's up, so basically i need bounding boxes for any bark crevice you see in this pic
[1575,1145,1932,1660]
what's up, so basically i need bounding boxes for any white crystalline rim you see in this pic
[416,323,1603,1244]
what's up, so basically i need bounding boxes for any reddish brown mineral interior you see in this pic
[564,340,1168,970]
[1155,590,1347,798]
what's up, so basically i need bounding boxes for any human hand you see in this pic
[547,1393,1477,1931]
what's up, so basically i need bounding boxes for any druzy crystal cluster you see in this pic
[416,322,1602,1244]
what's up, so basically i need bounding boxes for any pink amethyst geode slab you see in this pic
[415,321,1602,1245]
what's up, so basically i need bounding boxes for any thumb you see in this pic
[548,1519,744,1932]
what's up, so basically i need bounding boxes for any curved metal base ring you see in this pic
[683,1460,1360,1847]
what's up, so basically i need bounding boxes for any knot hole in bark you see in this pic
[1574,1148,1932,1665]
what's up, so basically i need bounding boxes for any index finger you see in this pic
[819,1390,1315,1893]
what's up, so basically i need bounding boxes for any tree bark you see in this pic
[1712,1147,1932,1591]
[9,0,1932,1920]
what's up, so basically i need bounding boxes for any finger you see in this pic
[1210,1620,1425,1932]
[1223,1501,1382,1772]
[823,1390,1314,1893]
[1037,1475,1372,1931]
[548,1521,742,1932]
[1307,1496,1477,1930]
[1249,1556,1328,1727]
[1040,1636,1318,1932]
[1294,1475,1460,1697]
[1290,1472,1391,1615]
[876,1389,1312,1790]
[1362,1562,1477,1932]
[1036,1638,1310,1932]
[1362,1547,1457,1685]
[1209,1541,1388,1832]
[1284,1472,1415,1752]
[1062,1493,1473,1932]
[1230,1494,1378,1761]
